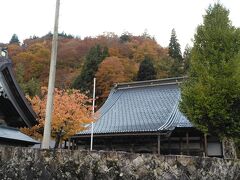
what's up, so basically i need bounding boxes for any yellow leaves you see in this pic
[21,87,93,140]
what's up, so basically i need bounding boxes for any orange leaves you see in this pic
[130,38,162,62]
[96,56,138,98]
[11,42,51,82]
[22,87,93,140]
[8,33,173,94]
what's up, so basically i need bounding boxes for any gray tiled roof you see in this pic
[0,57,38,127]
[77,77,192,135]
[0,126,39,144]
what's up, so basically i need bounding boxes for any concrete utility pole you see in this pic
[90,78,96,151]
[42,0,60,149]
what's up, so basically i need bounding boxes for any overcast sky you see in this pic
[1,0,239,50]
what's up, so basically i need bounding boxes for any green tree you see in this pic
[182,45,192,75]
[120,32,131,43]
[72,45,109,93]
[25,78,40,97]
[15,63,40,97]
[168,29,183,77]
[9,34,20,45]
[180,3,240,139]
[137,56,156,81]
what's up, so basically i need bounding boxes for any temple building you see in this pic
[72,77,223,157]
[0,51,39,146]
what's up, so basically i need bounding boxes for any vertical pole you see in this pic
[158,135,161,155]
[186,131,189,155]
[42,0,60,149]
[90,78,96,151]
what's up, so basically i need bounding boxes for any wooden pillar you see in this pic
[204,134,208,157]
[64,140,67,149]
[74,139,77,150]
[168,137,171,154]
[73,139,76,150]
[157,135,161,155]
[130,144,134,153]
[69,138,73,150]
[110,141,113,151]
[221,140,225,158]
[199,136,202,152]
[75,139,78,150]
[68,138,70,150]
[186,131,189,155]
[72,139,74,150]
[179,137,182,155]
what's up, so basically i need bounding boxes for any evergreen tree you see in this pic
[180,3,240,139]
[137,56,156,81]
[182,45,192,74]
[9,34,20,44]
[72,45,109,93]
[25,78,40,97]
[120,32,131,43]
[168,29,183,77]
[169,29,182,60]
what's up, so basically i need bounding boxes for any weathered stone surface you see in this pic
[223,138,237,159]
[0,146,239,180]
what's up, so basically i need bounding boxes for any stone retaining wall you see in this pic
[0,146,239,180]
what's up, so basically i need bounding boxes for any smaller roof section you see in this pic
[77,77,192,136]
[0,57,38,128]
[0,126,39,145]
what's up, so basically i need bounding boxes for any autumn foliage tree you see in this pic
[72,44,109,93]
[21,87,93,148]
[7,31,174,99]
[96,56,138,99]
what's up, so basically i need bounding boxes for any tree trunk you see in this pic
[54,127,63,149]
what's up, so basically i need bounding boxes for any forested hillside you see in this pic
[4,31,187,101]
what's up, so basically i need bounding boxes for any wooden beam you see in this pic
[72,131,169,138]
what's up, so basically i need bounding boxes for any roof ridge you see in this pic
[114,76,186,90]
